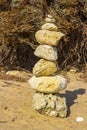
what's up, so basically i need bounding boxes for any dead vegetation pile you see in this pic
[0,0,87,71]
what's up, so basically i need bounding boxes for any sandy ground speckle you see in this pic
[0,71,87,130]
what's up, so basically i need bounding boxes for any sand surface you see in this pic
[0,71,87,130]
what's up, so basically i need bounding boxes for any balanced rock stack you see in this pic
[28,15,68,117]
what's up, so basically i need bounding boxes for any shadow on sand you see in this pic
[58,88,86,117]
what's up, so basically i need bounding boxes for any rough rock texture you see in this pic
[33,93,67,117]
[28,75,67,93]
[35,30,65,46]
[41,23,58,31]
[33,59,58,76]
[34,45,58,61]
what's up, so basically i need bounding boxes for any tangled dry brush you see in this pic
[0,0,87,71]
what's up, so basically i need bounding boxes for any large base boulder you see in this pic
[33,93,67,117]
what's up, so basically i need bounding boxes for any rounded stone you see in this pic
[41,23,58,31]
[47,14,53,18]
[33,59,58,76]
[35,30,65,46]
[34,45,58,61]
[28,75,67,93]
[45,17,56,23]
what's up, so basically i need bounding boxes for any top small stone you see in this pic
[45,17,56,23]
[47,14,53,18]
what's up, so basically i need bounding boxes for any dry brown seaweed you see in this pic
[0,0,87,71]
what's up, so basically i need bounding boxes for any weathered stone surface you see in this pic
[28,75,67,93]
[45,17,56,23]
[41,23,58,31]
[33,93,67,117]
[34,45,58,61]
[33,59,58,76]
[35,30,65,46]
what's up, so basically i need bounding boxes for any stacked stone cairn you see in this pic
[28,15,68,117]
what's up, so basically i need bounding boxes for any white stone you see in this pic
[76,117,84,122]
[32,93,67,117]
[45,17,56,23]
[33,59,58,76]
[41,23,58,31]
[34,45,58,61]
[28,75,67,93]
[35,30,65,46]
[47,14,53,18]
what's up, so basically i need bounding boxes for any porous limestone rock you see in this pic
[41,23,58,31]
[45,17,56,23]
[33,93,67,117]
[33,59,58,76]
[35,30,65,46]
[34,45,58,61]
[28,75,67,93]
